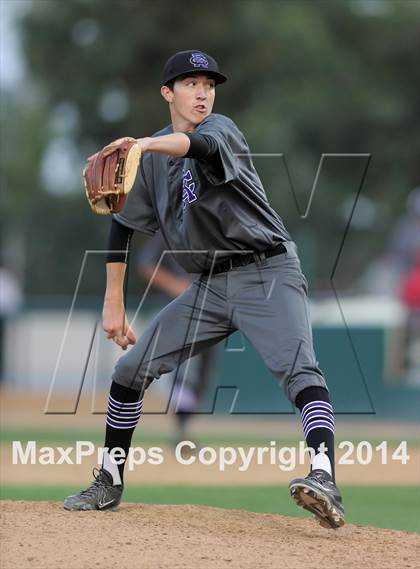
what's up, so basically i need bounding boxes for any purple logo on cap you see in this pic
[189,52,209,68]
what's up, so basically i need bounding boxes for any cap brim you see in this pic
[163,69,227,86]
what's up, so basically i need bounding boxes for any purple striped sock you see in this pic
[300,400,335,438]
[295,387,336,481]
[104,381,143,482]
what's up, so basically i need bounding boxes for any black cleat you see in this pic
[289,469,345,529]
[63,468,123,511]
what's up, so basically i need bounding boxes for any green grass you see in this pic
[1,428,418,448]
[1,484,418,533]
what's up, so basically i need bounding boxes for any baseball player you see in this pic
[65,50,344,529]
[137,231,218,444]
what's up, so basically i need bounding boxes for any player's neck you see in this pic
[171,119,195,133]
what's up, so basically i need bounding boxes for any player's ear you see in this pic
[161,85,173,104]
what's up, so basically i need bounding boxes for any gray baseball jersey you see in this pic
[137,232,189,283]
[112,113,327,406]
[114,113,291,273]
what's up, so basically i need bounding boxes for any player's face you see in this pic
[168,75,216,128]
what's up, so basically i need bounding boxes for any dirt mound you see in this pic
[1,501,418,569]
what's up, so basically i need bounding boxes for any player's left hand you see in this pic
[103,301,137,350]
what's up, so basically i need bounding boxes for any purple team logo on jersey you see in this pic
[189,52,209,68]
[182,169,198,209]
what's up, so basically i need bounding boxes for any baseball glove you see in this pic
[83,137,141,215]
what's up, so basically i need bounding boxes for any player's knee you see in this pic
[111,358,153,392]
[111,351,176,391]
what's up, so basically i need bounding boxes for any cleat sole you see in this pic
[289,481,345,530]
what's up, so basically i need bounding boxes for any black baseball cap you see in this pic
[162,50,227,86]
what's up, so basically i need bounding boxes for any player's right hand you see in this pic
[102,300,137,350]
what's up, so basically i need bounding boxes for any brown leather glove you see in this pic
[83,137,141,215]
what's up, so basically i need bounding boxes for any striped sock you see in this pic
[104,381,143,484]
[296,387,336,480]
[301,400,335,439]
[106,394,143,430]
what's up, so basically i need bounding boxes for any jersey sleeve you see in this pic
[194,114,246,186]
[113,156,159,235]
[107,218,134,263]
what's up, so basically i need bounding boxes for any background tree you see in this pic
[2,0,419,299]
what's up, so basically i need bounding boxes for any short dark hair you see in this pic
[165,79,176,91]
[164,73,215,92]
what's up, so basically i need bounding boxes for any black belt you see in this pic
[203,242,287,275]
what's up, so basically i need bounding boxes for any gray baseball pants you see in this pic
[112,241,328,404]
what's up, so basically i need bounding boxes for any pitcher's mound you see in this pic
[1,500,418,569]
